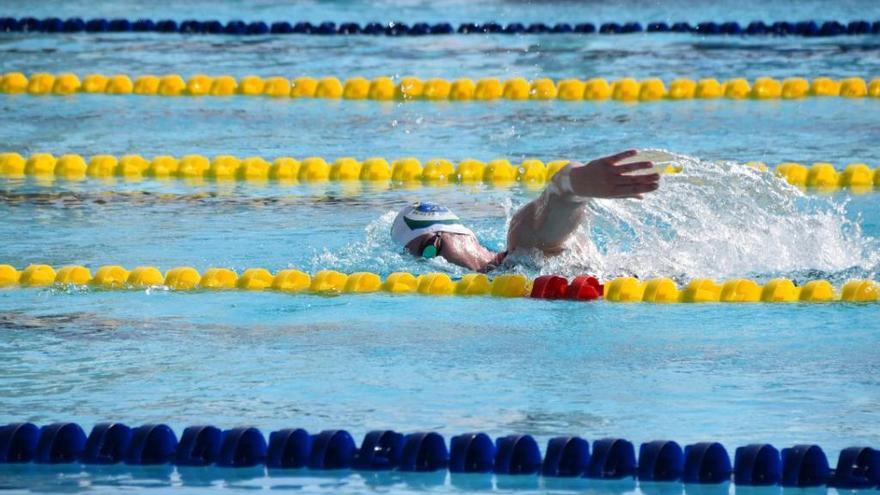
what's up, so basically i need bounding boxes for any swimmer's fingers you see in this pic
[593,149,638,166]
[613,173,660,185]
[613,161,654,175]
[612,182,660,196]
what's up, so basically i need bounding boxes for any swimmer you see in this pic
[392,149,660,271]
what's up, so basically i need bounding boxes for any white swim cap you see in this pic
[391,202,475,247]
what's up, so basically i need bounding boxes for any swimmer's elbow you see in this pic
[506,196,576,255]
[507,226,568,256]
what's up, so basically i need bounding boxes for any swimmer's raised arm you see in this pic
[506,149,659,255]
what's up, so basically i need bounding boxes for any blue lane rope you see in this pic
[0,17,878,37]
[1,422,878,488]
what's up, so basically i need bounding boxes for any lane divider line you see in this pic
[3,73,879,101]
[1,264,877,302]
[1,18,878,37]
[2,152,878,192]
[0,421,877,489]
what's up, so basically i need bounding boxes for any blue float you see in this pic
[586,438,636,479]
[449,432,495,473]
[337,22,359,34]
[292,22,314,34]
[697,22,720,35]
[621,22,642,33]
[848,20,871,34]
[62,18,85,32]
[267,428,311,468]
[430,23,453,34]
[175,425,222,466]
[746,21,768,35]
[309,430,355,469]
[43,17,64,32]
[224,20,246,35]
[574,23,596,33]
[316,22,336,35]
[354,430,404,470]
[457,22,479,34]
[19,17,42,31]
[83,423,132,464]
[35,423,86,463]
[829,447,880,488]
[476,22,496,33]
[217,427,266,467]
[494,435,541,475]
[124,424,178,465]
[0,17,15,32]
[179,20,203,33]
[84,18,108,32]
[484,22,503,33]
[0,423,40,462]
[733,444,780,486]
[551,23,573,33]
[771,22,794,35]
[132,19,155,32]
[155,20,177,33]
[246,21,269,35]
[542,436,589,477]
[599,23,621,34]
[720,22,742,35]
[683,442,731,484]
[204,20,223,33]
[820,21,846,36]
[408,22,429,35]
[638,440,683,482]
[671,22,692,33]
[386,22,409,36]
[362,22,383,34]
[270,21,293,34]
[781,444,830,487]
[504,23,525,34]
[796,21,819,36]
[108,19,131,32]
[647,22,670,32]
[399,432,448,472]
[526,23,549,33]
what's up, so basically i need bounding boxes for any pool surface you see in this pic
[1,0,879,493]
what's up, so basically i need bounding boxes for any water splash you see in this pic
[317,150,878,282]
[543,150,879,283]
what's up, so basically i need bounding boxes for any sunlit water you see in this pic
[1,0,880,493]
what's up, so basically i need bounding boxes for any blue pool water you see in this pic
[1,0,880,493]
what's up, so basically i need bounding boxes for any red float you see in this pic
[530,275,569,299]
[568,275,603,300]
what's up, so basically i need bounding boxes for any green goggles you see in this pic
[418,233,443,259]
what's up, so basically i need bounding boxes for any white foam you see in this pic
[542,150,879,282]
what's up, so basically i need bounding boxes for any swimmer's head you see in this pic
[391,202,474,253]
[392,202,494,270]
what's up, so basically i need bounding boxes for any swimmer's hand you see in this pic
[507,150,660,254]
[563,149,660,200]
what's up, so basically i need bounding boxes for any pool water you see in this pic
[1,0,880,493]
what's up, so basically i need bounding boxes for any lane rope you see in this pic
[3,72,879,102]
[2,152,878,192]
[1,420,878,488]
[1,17,878,37]
[1,264,877,302]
